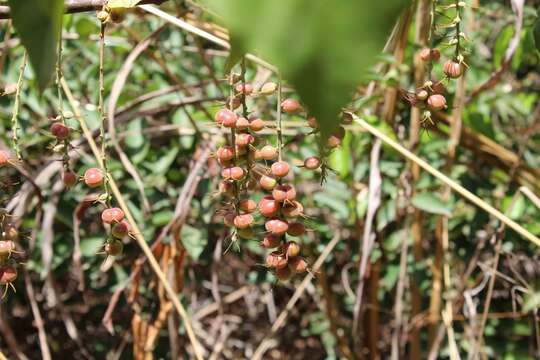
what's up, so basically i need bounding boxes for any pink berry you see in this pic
[235,83,253,95]
[249,118,265,132]
[215,108,237,125]
[239,199,257,213]
[84,168,103,188]
[233,214,253,229]
[266,252,287,269]
[304,156,321,170]
[235,133,254,147]
[0,240,15,258]
[307,117,318,129]
[101,207,125,224]
[289,257,308,273]
[443,60,463,79]
[221,166,245,181]
[281,98,301,113]
[259,196,280,217]
[271,161,289,178]
[236,117,250,130]
[260,145,278,161]
[272,184,296,203]
[216,146,235,162]
[259,175,277,191]
[0,265,17,285]
[265,219,289,236]
[427,94,447,111]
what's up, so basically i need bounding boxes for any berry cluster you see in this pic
[215,70,327,281]
[0,211,22,296]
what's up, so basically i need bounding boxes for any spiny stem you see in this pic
[276,75,283,163]
[56,25,70,170]
[454,0,461,59]
[10,51,27,161]
[228,70,240,214]
[98,21,111,207]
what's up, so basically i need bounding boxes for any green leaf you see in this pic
[206,0,405,137]
[108,0,141,8]
[181,225,208,260]
[8,0,64,92]
[411,193,453,217]
[225,34,246,73]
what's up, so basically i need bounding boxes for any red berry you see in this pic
[266,252,287,269]
[427,94,447,111]
[272,184,296,203]
[261,234,281,248]
[50,122,70,140]
[265,219,289,236]
[233,214,253,229]
[101,207,125,224]
[259,196,280,217]
[249,118,265,132]
[239,199,257,213]
[235,133,254,147]
[105,239,123,256]
[276,266,293,281]
[287,222,305,237]
[443,60,463,79]
[112,220,129,238]
[215,108,237,125]
[304,156,321,170]
[271,161,289,178]
[84,168,104,188]
[285,241,301,257]
[216,146,235,162]
[259,145,278,161]
[0,265,17,285]
[281,98,301,113]
[289,257,308,273]
[63,170,78,187]
[259,175,277,191]
[236,117,250,130]
[235,83,253,95]
[0,150,10,167]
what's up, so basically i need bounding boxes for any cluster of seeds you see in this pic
[0,211,21,296]
[215,66,348,280]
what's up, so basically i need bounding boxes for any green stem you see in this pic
[10,51,27,161]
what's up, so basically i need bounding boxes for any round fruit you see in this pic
[105,239,123,256]
[259,196,280,217]
[233,214,253,229]
[419,48,440,62]
[97,10,110,22]
[260,82,277,94]
[285,241,301,257]
[276,266,293,281]
[221,167,245,181]
[0,240,15,258]
[236,133,254,147]
[282,201,304,218]
[265,219,289,236]
[215,108,237,125]
[84,168,104,188]
[63,170,78,187]
[427,94,447,111]
[259,145,278,161]
[112,220,129,238]
[249,118,265,132]
[271,161,289,178]
[261,234,281,248]
[259,175,277,191]
[236,117,250,130]
[304,156,321,170]
[216,146,235,162]
[235,83,253,95]
[307,117,318,129]
[443,60,463,79]
[272,184,296,203]
[0,265,17,285]
[287,222,306,237]
[50,122,70,140]
[326,135,341,148]
[0,150,10,167]
[266,252,287,269]
[289,257,308,273]
[239,199,256,213]
[416,89,429,101]
[281,98,301,113]
[101,207,125,224]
